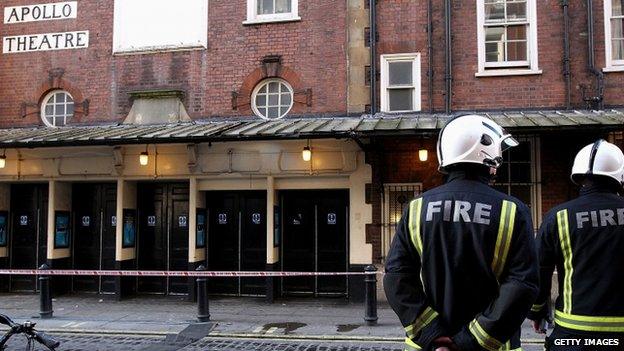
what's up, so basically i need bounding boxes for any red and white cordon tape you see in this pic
[0,269,381,277]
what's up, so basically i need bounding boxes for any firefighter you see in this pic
[528,139,624,351]
[384,114,539,351]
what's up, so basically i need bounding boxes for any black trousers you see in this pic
[546,327,624,351]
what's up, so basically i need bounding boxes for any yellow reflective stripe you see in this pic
[468,319,503,351]
[531,303,546,312]
[404,337,422,350]
[556,209,573,314]
[492,200,517,279]
[555,310,624,332]
[404,307,439,339]
[408,198,423,256]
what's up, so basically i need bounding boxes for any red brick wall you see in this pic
[376,0,624,112]
[0,0,348,127]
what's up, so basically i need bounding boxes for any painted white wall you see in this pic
[113,0,208,54]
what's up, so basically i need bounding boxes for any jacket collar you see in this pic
[579,181,621,196]
[446,170,491,184]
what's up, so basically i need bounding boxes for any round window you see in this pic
[252,79,294,120]
[41,90,75,127]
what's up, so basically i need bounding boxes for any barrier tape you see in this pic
[0,269,380,277]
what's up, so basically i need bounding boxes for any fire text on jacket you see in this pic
[425,200,492,225]
[575,208,624,229]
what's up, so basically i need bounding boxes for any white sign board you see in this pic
[4,2,77,24]
[113,0,208,53]
[3,31,89,53]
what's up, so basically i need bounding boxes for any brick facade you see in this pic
[375,0,624,112]
[0,0,348,127]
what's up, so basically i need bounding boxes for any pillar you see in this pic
[188,177,206,301]
[46,180,72,295]
[265,176,279,302]
[115,179,137,300]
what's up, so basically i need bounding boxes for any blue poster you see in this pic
[122,209,136,248]
[54,211,70,248]
[196,211,206,248]
[0,212,7,247]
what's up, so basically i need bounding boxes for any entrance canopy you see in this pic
[1,109,623,148]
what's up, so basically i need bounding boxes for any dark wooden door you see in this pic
[72,183,117,294]
[10,184,48,292]
[282,192,316,294]
[316,193,348,294]
[281,190,349,296]
[101,185,117,293]
[240,192,267,295]
[138,184,168,294]
[72,184,100,293]
[207,192,239,294]
[168,184,190,295]
[207,191,267,296]
[137,183,189,295]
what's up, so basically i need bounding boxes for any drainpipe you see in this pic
[427,0,434,112]
[444,0,452,114]
[562,0,572,110]
[369,0,377,115]
[586,0,605,109]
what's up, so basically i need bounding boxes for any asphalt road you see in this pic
[4,333,545,351]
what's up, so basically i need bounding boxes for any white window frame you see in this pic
[604,0,624,72]
[244,0,300,25]
[476,0,541,77]
[380,53,421,113]
[40,90,74,128]
[251,78,295,120]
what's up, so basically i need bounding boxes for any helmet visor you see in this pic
[501,135,519,151]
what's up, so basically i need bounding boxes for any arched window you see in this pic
[41,90,74,127]
[251,79,294,120]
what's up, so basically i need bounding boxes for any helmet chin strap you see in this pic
[481,151,503,168]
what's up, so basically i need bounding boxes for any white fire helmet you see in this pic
[436,114,519,172]
[571,139,624,185]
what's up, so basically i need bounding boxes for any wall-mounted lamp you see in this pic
[302,140,312,162]
[139,146,149,166]
[418,149,428,162]
[0,150,6,169]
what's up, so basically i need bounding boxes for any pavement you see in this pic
[0,294,547,350]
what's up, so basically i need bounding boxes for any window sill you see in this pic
[243,16,301,25]
[475,69,543,77]
[602,66,624,73]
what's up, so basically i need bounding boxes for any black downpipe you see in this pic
[562,0,572,110]
[369,0,377,115]
[427,0,434,112]
[586,0,605,109]
[444,0,452,114]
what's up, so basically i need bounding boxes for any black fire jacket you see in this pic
[528,182,624,337]
[384,171,539,351]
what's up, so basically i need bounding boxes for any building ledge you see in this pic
[475,69,543,77]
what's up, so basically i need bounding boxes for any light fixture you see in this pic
[302,140,312,162]
[418,149,428,162]
[139,146,149,166]
[0,150,5,169]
